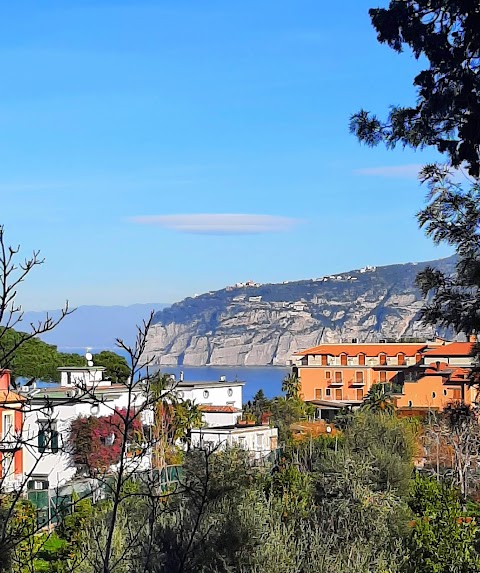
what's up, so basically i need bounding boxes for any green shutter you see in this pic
[38,430,46,453]
[51,431,59,454]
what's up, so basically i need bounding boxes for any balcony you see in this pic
[329,378,344,387]
[350,377,365,387]
[0,436,21,451]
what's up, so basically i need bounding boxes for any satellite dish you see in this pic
[87,360,94,367]
[85,352,93,361]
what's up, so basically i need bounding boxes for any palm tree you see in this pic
[282,372,300,399]
[361,383,395,414]
[173,399,203,450]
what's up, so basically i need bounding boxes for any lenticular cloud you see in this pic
[130,214,301,235]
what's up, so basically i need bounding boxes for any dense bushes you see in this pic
[11,409,480,573]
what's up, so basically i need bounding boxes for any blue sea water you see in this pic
[59,348,288,402]
[154,366,289,402]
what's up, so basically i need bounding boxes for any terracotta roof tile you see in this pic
[296,343,428,357]
[0,390,26,403]
[424,362,451,375]
[423,342,474,357]
[198,405,241,413]
[450,368,471,381]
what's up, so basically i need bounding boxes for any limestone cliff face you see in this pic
[143,257,455,366]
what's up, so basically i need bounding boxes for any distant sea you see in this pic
[61,348,289,402]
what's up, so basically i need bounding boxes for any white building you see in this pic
[22,366,145,489]
[190,424,278,460]
[172,378,278,458]
[21,368,279,489]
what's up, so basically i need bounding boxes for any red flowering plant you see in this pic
[69,408,143,473]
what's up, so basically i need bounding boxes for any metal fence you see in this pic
[27,466,183,528]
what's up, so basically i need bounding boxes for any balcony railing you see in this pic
[0,435,21,451]
[349,377,365,387]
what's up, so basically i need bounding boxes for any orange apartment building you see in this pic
[292,340,478,415]
[0,370,24,487]
[396,341,477,412]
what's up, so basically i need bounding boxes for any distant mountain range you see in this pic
[21,304,169,350]
[143,256,456,367]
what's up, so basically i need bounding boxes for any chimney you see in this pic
[469,334,477,343]
[0,369,10,391]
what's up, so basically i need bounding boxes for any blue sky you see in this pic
[0,0,453,310]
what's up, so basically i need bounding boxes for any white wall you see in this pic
[60,369,105,387]
[190,426,278,459]
[202,411,238,427]
[22,390,145,489]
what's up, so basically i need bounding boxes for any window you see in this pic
[227,388,233,397]
[334,372,342,383]
[443,390,447,396]
[355,371,364,383]
[408,401,412,407]
[2,453,14,483]
[356,388,364,400]
[340,354,347,366]
[315,388,322,399]
[358,354,366,366]
[397,353,405,366]
[452,388,462,400]
[432,392,436,398]
[321,355,328,366]
[335,388,343,400]
[325,388,331,397]
[27,478,49,491]
[100,433,115,446]
[2,413,14,441]
[379,354,387,366]
[379,371,387,383]
[256,434,263,450]
[38,420,59,454]
[203,390,209,399]
[325,371,331,380]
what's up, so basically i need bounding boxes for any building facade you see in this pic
[292,339,478,415]
[0,370,25,490]
[293,342,429,404]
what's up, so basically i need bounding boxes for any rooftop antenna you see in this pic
[85,351,93,367]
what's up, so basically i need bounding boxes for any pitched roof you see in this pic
[423,342,474,357]
[424,362,451,375]
[296,343,428,357]
[198,405,241,413]
[450,368,471,381]
[0,390,26,404]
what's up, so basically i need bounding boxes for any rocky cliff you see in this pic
[143,256,456,366]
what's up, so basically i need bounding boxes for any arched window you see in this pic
[340,353,347,366]
[321,355,328,366]
[379,353,387,366]
[397,353,405,366]
[358,353,365,366]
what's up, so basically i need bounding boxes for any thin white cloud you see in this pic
[130,214,302,235]
[354,164,424,178]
